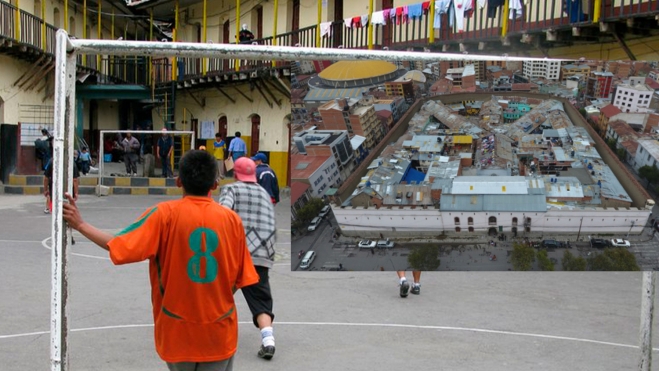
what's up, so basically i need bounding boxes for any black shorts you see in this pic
[241,266,274,327]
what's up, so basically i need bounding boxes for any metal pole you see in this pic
[593,0,601,22]
[64,0,68,31]
[97,0,102,71]
[42,0,46,49]
[149,9,153,85]
[235,0,241,71]
[639,271,655,371]
[576,217,583,241]
[628,221,635,239]
[51,29,76,371]
[271,0,278,68]
[83,0,87,66]
[316,0,322,47]
[501,0,509,37]
[202,0,207,76]
[14,0,20,41]
[173,0,179,80]
[368,0,374,50]
[429,0,436,44]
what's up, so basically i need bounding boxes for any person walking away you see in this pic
[397,271,422,297]
[62,150,259,371]
[122,133,140,176]
[43,149,79,214]
[78,147,92,175]
[157,128,174,178]
[251,153,280,205]
[228,132,247,161]
[35,129,52,171]
[213,133,226,179]
[218,157,277,360]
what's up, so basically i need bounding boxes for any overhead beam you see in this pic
[13,54,47,86]
[232,86,253,103]
[254,81,273,108]
[613,29,636,61]
[215,86,236,104]
[185,91,206,109]
[264,78,290,98]
[259,80,282,108]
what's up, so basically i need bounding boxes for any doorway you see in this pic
[333,0,343,48]
[218,115,228,140]
[250,114,260,155]
[382,0,393,47]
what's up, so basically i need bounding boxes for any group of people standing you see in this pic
[61,147,281,370]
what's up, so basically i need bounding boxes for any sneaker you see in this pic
[411,284,421,295]
[399,280,410,298]
[258,345,275,360]
[133,173,138,177]
[44,208,50,214]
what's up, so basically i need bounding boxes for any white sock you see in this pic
[400,277,407,285]
[261,326,275,347]
[413,282,420,287]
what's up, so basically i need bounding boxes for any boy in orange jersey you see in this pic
[62,150,258,371]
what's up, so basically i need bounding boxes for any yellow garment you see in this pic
[214,141,225,160]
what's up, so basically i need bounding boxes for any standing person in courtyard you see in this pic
[62,150,259,371]
[213,133,226,179]
[43,147,79,214]
[251,153,280,205]
[122,132,140,176]
[218,157,277,360]
[397,271,422,297]
[228,132,247,161]
[157,128,175,178]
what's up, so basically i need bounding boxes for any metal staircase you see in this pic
[153,81,177,129]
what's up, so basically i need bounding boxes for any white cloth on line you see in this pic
[371,10,387,25]
[361,14,369,27]
[509,0,523,19]
[478,0,487,8]
[345,18,353,28]
[320,22,332,37]
[433,0,452,29]
[453,0,471,32]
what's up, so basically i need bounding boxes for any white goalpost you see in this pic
[51,29,655,371]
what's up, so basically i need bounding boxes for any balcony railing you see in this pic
[2,0,658,88]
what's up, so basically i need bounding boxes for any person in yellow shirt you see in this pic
[213,133,226,179]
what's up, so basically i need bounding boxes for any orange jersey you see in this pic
[107,196,259,363]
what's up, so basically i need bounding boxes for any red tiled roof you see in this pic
[600,104,622,118]
[645,77,659,90]
[291,181,311,203]
[291,154,331,180]
[376,110,392,118]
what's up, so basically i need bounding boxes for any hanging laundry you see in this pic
[433,0,452,29]
[422,1,431,13]
[454,0,472,32]
[395,7,404,25]
[352,16,362,28]
[509,0,523,20]
[371,10,387,26]
[408,3,423,19]
[344,18,353,28]
[487,0,504,18]
[320,22,332,37]
[582,0,589,14]
[403,6,409,24]
[361,14,369,27]
[478,0,487,8]
[562,0,586,22]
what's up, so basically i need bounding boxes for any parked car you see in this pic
[610,239,631,247]
[307,217,322,231]
[590,238,609,248]
[542,239,562,248]
[319,205,330,218]
[358,240,377,249]
[376,239,394,249]
[300,251,316,270]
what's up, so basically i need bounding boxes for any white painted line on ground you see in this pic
[42,237,111,261]
[0,321,655,351]
[0,239,46,244]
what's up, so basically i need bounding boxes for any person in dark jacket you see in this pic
[251,153,280,205]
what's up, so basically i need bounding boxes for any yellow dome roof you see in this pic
[319,61,398,81]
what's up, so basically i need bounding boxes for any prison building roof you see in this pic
[440,194,547,212]
[451,176,529,195]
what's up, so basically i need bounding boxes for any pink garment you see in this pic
[403,6,409,24]
[395,7,404,25]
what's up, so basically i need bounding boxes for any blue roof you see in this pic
[403,168,426,184]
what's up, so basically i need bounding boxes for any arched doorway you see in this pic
[488,227,497,236]
[250,114,260,155]
[53,8,61,28]
[218,115,227,140]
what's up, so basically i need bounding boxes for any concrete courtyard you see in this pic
[1,194,659,370]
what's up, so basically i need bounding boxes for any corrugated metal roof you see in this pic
[453,135,473,144]
[440,194,547,212]
[451,176,529,195]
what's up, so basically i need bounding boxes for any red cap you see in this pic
[233,157,257,183]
